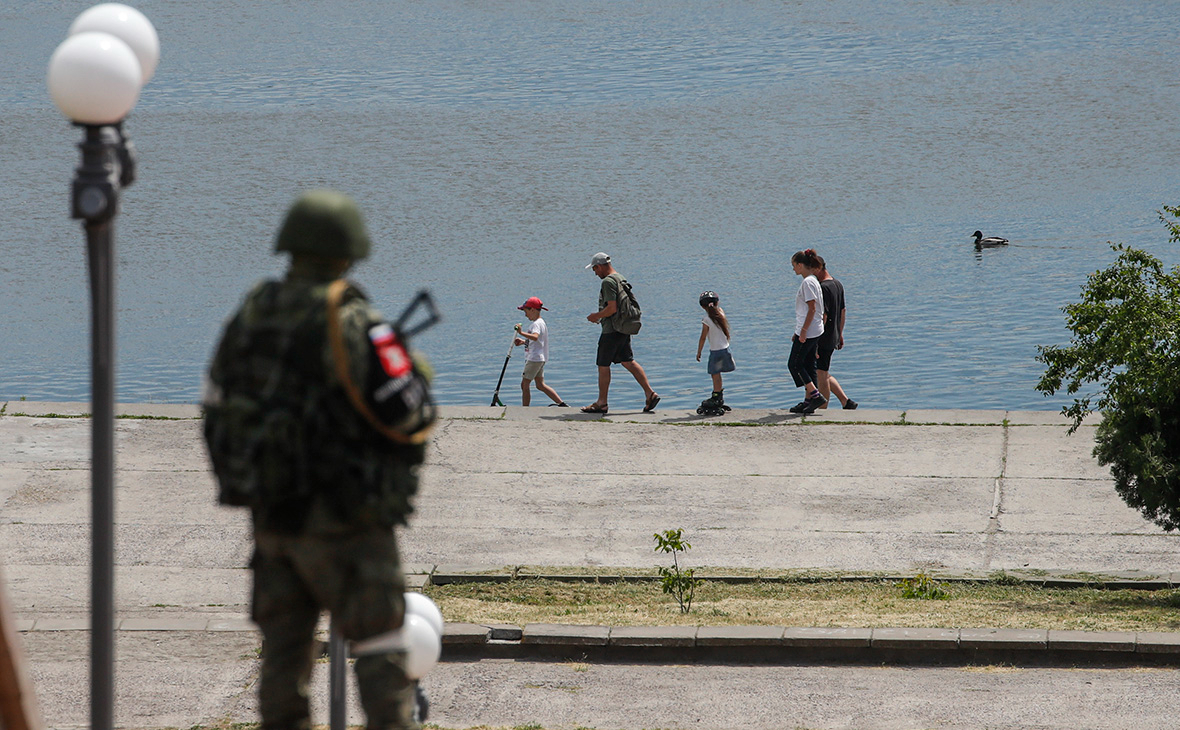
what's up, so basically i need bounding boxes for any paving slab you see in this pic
[207,617,256,632]
[436,406,504,420]
[2,402,92,417]
[1136,632,1180,654]
[1004,410,1071,426]
[696,625,785,646]
[1000,477,1153,533]
[870,627,960,650]
[30,618,89,631]
[959,628,1047,651]
[608,625,697,647]
[425,418,1006,479]
[0,417,91,465]
[1005,410,1103,427]
[986,533,1178,573]
[116,404,201,418]
[1004,426,1113,480]
[522,623,610,646]
[405,573,429,589]
[904,409,1007,425]
[781,627,872,648]
[488,624,523,641]
[801,408,905,423]
[441,623,490,645]
[1048,630,1136,652]
[120,617,210,631]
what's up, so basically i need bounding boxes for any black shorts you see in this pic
[816,345,835,371]
[596,331,634,367]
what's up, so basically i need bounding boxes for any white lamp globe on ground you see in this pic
[401,613,442,680]
[47,31,142,125]
[404,592,445,638]
[68,3,159,83]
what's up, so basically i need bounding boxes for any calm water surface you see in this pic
[2,1,1178,410]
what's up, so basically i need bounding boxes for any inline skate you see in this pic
[696,390,731,417]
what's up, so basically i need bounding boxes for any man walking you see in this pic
[203,189,435,730]
[816,256,857,410]
[582,252,659,414]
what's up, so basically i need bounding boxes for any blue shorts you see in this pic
[707,348,736,375]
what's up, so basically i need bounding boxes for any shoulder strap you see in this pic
[617,276,637,306]
[326,279,431,446]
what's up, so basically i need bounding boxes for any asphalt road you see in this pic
[423,658,1179,730]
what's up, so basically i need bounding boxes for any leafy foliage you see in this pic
[899,572,950,600]
[653,528,702,613]
[1036,208,1180,530]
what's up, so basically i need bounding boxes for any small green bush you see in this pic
[987,570,1026,586]
[653,528,702,613]
[900,572,950,600]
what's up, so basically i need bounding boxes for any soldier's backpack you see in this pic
[204,280,438,523]
[612,276,643,335]
[203,281,318,509]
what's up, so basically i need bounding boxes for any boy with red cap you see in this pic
[514,296,568,407]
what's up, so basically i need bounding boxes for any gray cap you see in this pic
[586,252,611,269]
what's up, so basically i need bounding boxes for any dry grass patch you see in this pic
[425,578,1180,632]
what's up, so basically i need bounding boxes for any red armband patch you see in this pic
[369,324,412,378]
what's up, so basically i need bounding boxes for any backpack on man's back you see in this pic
[610,274,642,335]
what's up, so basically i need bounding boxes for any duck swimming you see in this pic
[972,230,1009,247]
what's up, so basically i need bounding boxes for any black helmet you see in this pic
[699,290,719,306]
[274,189,371,260]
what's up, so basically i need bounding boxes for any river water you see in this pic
[3,0,1178,410]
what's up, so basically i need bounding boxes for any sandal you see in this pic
[643,393,661,413]
[580,404,608,414]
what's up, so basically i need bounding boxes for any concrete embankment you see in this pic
[3,402,1178,727]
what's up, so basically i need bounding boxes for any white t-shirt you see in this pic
[702,316,729,351]
[523,318,548,362]
[794,275,825,338]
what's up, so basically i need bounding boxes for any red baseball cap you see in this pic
[518,296,548,311]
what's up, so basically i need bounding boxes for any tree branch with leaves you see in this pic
[1036,206,1180,530]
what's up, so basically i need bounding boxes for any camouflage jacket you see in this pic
[203,273,428,534]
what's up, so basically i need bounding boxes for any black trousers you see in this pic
[787,335,819,388]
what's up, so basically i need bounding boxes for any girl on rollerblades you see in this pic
[695,291,735,416]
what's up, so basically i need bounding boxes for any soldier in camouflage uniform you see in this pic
[203,190,434,730]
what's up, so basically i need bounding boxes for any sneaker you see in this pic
[800,392,827,414]
[788,400,810,413]
[843,399,858,410]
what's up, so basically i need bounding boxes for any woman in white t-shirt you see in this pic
[695,290,736,412]
[787,249,826,414]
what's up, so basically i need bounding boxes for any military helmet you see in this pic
[275,189,371,260]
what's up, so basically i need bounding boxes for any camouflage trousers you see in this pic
[251,525,417,730]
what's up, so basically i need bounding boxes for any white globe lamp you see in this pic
[47,32,142,125]
[69,3,160,83]
[402,613,443,680]
[405,592,445,638]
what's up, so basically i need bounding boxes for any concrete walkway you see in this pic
[2,402,1177,728]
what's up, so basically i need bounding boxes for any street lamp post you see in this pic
[46,6,158,730]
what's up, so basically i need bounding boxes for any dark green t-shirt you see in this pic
[598,272,625,335]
